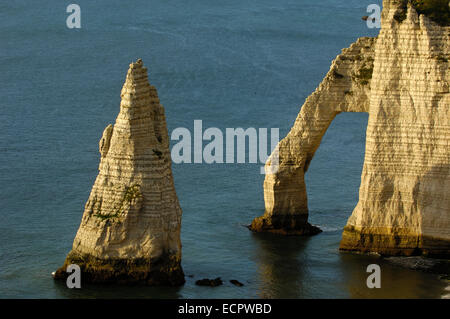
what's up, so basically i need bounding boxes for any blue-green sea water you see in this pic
[0,0,448,298]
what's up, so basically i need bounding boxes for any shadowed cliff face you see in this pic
[399,0,450,26]
[251,0,450,257]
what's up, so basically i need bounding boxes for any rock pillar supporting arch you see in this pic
[249,37,375,235]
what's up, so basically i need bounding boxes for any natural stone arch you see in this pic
[251,1,450,257]
[249,37,375,235]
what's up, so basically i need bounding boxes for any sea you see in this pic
[0,0,448,298]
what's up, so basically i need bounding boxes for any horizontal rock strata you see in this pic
[252,0,450,257]
[341,0,450,257]
[54,59,184,285]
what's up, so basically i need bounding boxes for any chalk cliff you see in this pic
[250,1,449,257]
[54,59,185,285]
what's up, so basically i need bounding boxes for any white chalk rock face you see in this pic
[252,1,450,257]
[55,59,184,285]
[341,1,450,257]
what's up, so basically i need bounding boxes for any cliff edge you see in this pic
[250,0,450,257]
[54,59,185,285]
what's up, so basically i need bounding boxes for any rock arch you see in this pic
[250,1,450,257]
[250,37,375,235]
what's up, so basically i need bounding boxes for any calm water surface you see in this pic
[0,0,448,298]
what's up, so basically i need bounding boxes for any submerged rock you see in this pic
[54,59,184,285]
[195,278,223,287]
[230,280,244,287]
[251,0,450,257]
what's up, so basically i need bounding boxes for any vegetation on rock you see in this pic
[395,0,450,26]
[94,184,142,220]
[354,65,374,86]
[153,149,163,159]
[412,0,450,26]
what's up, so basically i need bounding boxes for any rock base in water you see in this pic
[53,252,185,286]
[248,214,322,236]
[340,226,450,258]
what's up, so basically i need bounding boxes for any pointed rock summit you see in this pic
[54,59,184,285]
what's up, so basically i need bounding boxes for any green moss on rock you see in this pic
[437,55,449,63]
[412,0,450,26]
[354,65,374,86]
[94,184,142,220]
[153,149,163,159]
[393,1,449,26]
[394,8,408,23]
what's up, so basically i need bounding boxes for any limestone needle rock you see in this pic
[251,0,450,257]
[54,59,185,285]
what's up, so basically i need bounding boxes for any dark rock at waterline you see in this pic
[195,277,223,287]
[247,215,322,236]
[53,252,185,286]
[230,280,244,287]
